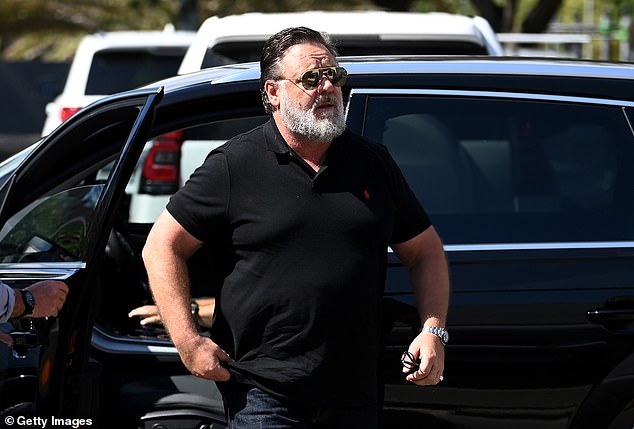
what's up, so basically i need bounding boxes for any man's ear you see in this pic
[264,80,280,110]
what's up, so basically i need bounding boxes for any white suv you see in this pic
[42,26,195,136]
[128,11,504,223]
[178,10,503,75]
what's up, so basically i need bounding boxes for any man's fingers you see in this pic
[217,348,232,362]
[193,358,232,382]
[209,347,232,381]
[128,305,158,318]
[179,337,233,382]
[210,363,232,382]
[140,315,163,326]
[406,359,444,385]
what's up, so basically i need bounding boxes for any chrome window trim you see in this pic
[0,262,85,279]
[443,241,634,252]
[388,241,634,253]
[350,88,634,108]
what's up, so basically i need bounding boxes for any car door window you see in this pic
[0,185,103,263]
[0,93,160,263]
[361,94,634,244]
[98,115,268,338]
[123,115,268,224]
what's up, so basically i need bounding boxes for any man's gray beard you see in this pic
[279,91,346,142]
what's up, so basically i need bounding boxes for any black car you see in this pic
[0,57,633,429]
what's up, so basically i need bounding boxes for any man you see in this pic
[0,280,69,345]
[143,27,449,428]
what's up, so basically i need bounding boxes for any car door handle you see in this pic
[587,296,634,333]
[10,330,39,359]
[587,309,634,323]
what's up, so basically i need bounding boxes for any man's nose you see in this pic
[316,75,335,93]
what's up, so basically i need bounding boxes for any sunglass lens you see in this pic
[331,67,347,87]
[301,70,321,88]
[300,67,348,89]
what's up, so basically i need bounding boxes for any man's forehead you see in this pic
[282,43,335,68]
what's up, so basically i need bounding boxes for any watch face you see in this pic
[22,290,35,315]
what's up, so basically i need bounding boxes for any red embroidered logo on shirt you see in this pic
[363,189,370,200]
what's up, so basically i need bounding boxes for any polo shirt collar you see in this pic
[264,119,291,155]
[263,118,348,167]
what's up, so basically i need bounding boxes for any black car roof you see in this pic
[140,56,634,103]
[341,56,634,80]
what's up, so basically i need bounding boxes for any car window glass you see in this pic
[202,39,487,68]
[363,95,634,244]
[0,97,154,265]
[96,115,269,337]
[86,49,185,95]
[123,115,268,225]
[0,185,103,263]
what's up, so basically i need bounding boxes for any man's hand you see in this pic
[176,335,232,382]
[25,280,69,318]
[402,331,445,385]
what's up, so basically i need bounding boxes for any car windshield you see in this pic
[202,39,488,68]
[86,48,186,95]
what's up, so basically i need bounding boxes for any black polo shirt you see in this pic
[167,119,431,407]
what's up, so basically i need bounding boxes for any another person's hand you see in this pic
[402,331,445,386]
[2,280,69,345]
[193,297,215,328]
[26,280,69,318]
[0,331,13,346]
[129,298,215,328]
[128,305,162,326]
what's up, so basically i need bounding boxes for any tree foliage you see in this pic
[469,0,565,32]
[0,0,629,61]
[0,0,176,60]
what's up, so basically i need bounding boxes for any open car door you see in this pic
[0,88,163,422]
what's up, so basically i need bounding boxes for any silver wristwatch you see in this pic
[421,326,449,346]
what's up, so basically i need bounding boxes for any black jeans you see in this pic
[219,382,378,429]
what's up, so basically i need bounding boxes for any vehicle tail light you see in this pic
[60,107,82,122]
[140,131,183,195]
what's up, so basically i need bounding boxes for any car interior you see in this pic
[93,114,273,428]
[97,163,229,428]
[0,98,229,427]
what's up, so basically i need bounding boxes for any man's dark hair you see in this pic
[260,26,338,114]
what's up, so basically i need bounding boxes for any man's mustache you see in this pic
[312,94,339,110]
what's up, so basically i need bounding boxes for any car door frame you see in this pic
[0,87,163,419]
[80,80,267,427]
